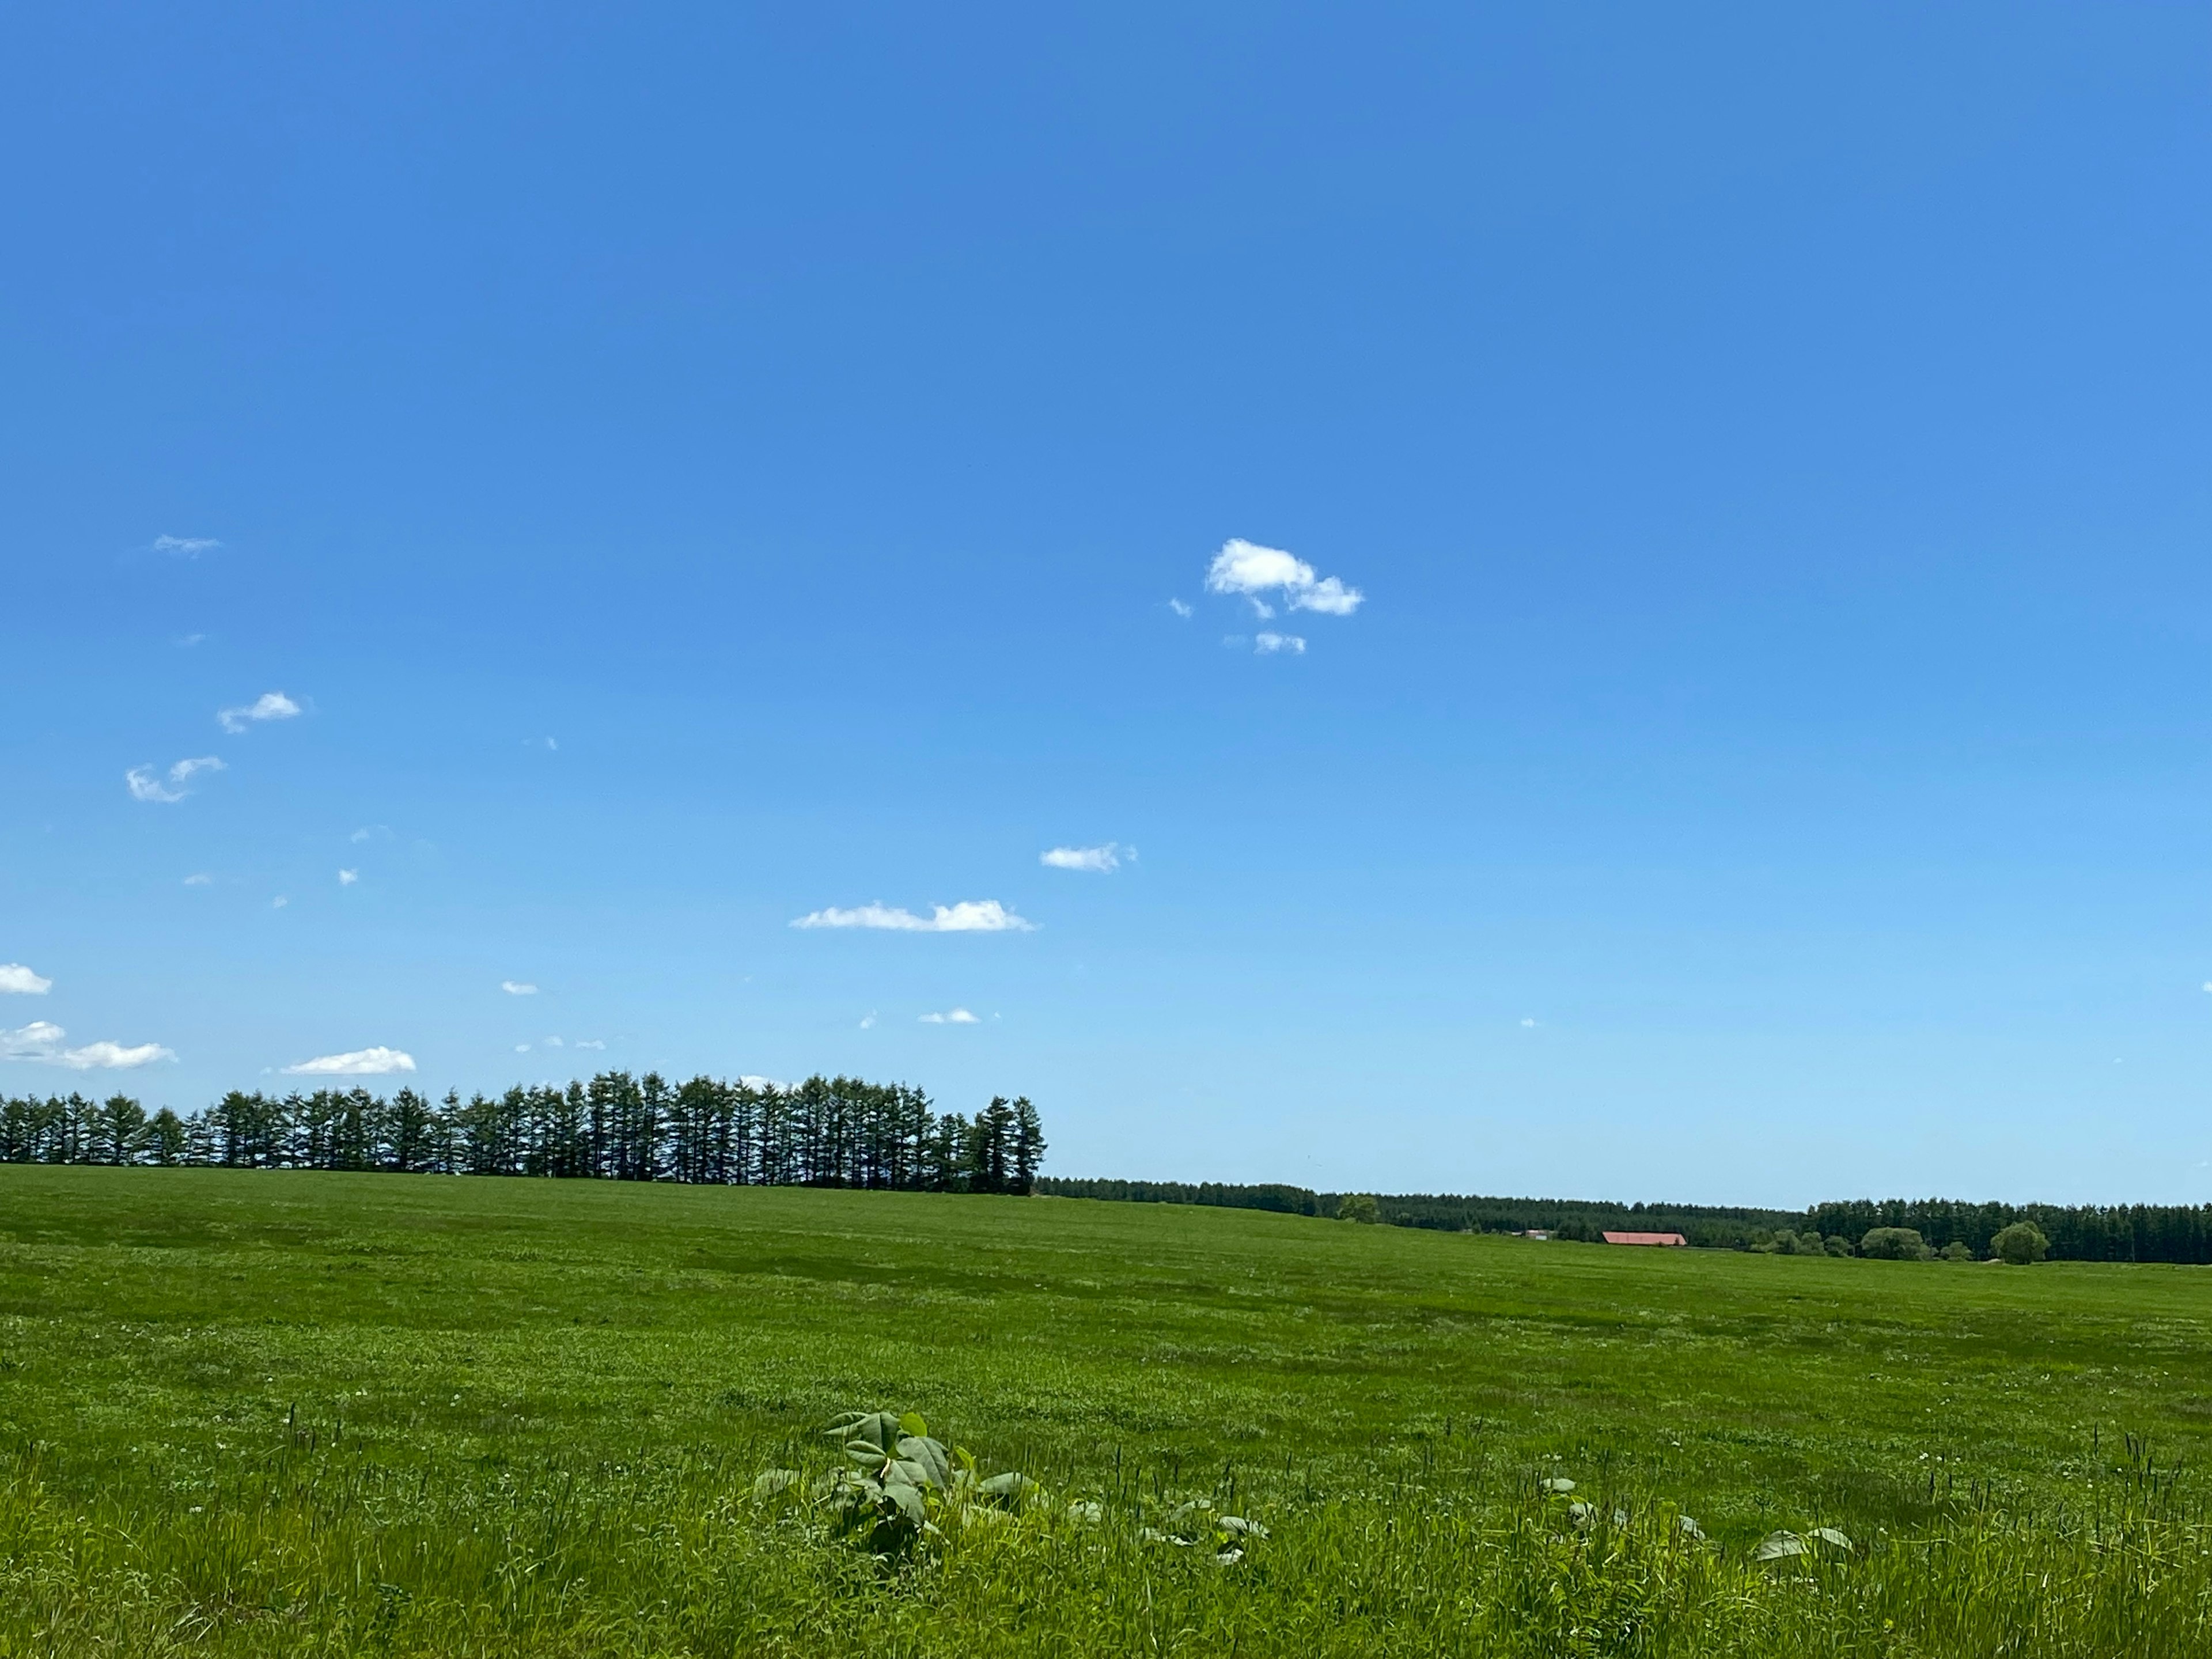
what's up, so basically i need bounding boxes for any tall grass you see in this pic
[5,1431,2206,1656]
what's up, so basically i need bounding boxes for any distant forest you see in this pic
[1035,1178,2212,1264]
[0,1073,1046,1194]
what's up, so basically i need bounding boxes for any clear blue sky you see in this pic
[5,5,2208,1206]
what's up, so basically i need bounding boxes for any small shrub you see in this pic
[1940,1241,1974,1262]
[1336,1193,1380,1224]
[1859,1227,1929,1261]
[1823,1235,1851,1257]
[1992,1221,2049,1264]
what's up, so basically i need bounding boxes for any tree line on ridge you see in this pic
[0,1072,1046,1193]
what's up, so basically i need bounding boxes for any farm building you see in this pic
[1601,1230,1688,1247]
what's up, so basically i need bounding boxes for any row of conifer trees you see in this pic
[0,1072,1047,1194]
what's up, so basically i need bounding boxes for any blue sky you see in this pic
[3,4,2208,1205]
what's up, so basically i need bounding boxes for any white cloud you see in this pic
[175,633,205,648]
[1255,632,1306,655]
[544,1036,564,1048]
[127,755,225,802]
[0,964,52,995]
[154,535,219,556]
[351,825,392,843]
[1,1021,175,1069]
[282,1046,416,1077]
[1041,843,1123,873]
[515,1043,531,1052]
[1204,538,1363,618]
[574,1038,605,1051]
[859,1011,878,1029]
[919,1008,980,1024]
[337,869,358,886]
[1168,598,1193,618]
[1520,1017,1539,1028]
[219,691,301,733]
[183,872,213,886]
[272,896,289,909]
[791,899,1035,933]
[501,980,538,996]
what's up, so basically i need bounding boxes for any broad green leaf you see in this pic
[897,1411,929,1438]
[1540,1476,1575,1493]
[896,1435,951,1488]
[751,1469,798,1499]
[1754,1531,1806,1562]
[884,1479,927,1527]
[828,1411,901,1457]
[1809,1527,1854,1552]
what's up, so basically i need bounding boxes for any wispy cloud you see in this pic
[501,980,538,996]
[127,756,225,802]
[175,633,205,648]
[859,1011,878,1029]
[282,1046,416,1076]
[0,964,52,995]
[219,691,301,733]
[919,1008,980,1024]
[1041,843,1124,873]
[1255,632,1306,655]
[791,900,1035,933]
[272,895,289,909]
[184,873,213,885]
[351,825,392,844]
[153,535,219,556]
[1168,598,1193,618]
[1,1021,175,1069]
[1204,539,1364,618]
[574,1038,604,1051]
[337,869,358,887]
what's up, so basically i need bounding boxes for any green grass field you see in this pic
[5,1167,2211,1656]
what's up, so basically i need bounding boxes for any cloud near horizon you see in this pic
[0,964,52,995]
[127,756,225,802]
[919,1008,980,1024]
[501,980,539,995]
[1040,843,1124,873]
[219,691,302,733]
[1,1021,175,1069]
[791,899,1034,933]
[1204,538,1363,618]
[282,1046,416,1076]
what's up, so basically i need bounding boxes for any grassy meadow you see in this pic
[5,1166,2212,1656]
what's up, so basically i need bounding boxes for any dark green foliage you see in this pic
[0,1073,1044,1194]
[1993,1221,2050,1265]
[1335,1193,1380,1223]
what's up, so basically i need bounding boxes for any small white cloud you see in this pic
[175,632,205,648]
[514,1043,531,1053]
[544,1036,564,1048]
[351,825,392,843]
[219,691,302,733]
[127,755,226,803]
[574,1038,605,1051]
[272,896,289,909]
[919,1008,980,1024]
[154,535,219,556]
[1520,1017,1538,1028]
[1255,632,1306,655]
[501,980,538,996]
[791,899,1035,933]
[337,869,358,886]
[0,964,52,995]
[2202,981,2211,994]
[859,1011,877,1029]
[1205,538,1363,618]
[1,1021,175,1069]
[282,1046,416,1077]
[1168,599,1193,619]
[526,736,557,751]
[183,872,213,886]
[1041,843,1122,873]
